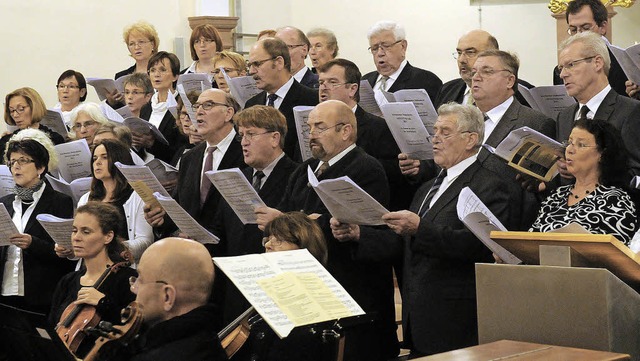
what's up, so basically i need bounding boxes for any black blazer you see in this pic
[278,147,399,360]
[435,78,535,109]
[244,79,319,162]
[139,97,188,163]
[358,161,511,355]
[556,89,640,176]
[300,68,319,88]
[362,62,442,104]
[115,64,136,80]
[0,184,74,312]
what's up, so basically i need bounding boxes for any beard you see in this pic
[310,142,326,159]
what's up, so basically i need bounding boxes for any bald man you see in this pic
[255,100,398,361]
[127,238,226,360]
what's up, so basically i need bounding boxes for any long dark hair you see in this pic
[76,202,131,263]
[89,139,133,205]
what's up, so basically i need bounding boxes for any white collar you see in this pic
[485,96,514,123]
[443,154,477,182]
[270,77,295,103]
[376,59,408,83]
[257,152,284,179]
[326,143,356,167]
[582,84,612,116]
[293,67,310,83]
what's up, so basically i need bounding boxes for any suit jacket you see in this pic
[115,64,136,80]
[435,78,535,109]
[553,48,629,98]
[362,62,442,104]
[0,184,74,312]
[357,161,511,355]
[556,89,640,175]
[244,80,318,162]
[278,147,398,360]
[300,68,319,89]
[140,99,188,163]
[478,99,556,230]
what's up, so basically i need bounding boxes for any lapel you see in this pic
[452,79,467,103]
[424,161,480,221]
[280,79,301,111]
[594,89,617,121]
[24,187,53,233]
[366,72,378,88]
[388,62,413,92]
[354,106,372,141]
[218,138,243,170]
[484,99,521,148]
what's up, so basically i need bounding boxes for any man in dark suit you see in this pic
[435,29,534,108]
[556,32,640,177]
[144,88,245,239]
[276,26,319,88]
[255,101,399,361]
[331,103,511,357]
[552,0,628,98]
[362,20,442,105]
[213,105,297,323]
[244,38,318,162]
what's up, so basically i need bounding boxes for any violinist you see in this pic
[48,202,136,354]
[0,131,74,314]
[125,237,227,361]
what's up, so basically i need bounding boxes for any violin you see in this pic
[55,261,130,358]
[218,307,261,358]
[82,301,144,361]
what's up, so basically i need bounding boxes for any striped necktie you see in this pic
[418,169,447,218]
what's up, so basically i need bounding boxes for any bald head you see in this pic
[308,101,357,161]
[457,29,499,84]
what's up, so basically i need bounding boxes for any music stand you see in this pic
[0,303,75,361]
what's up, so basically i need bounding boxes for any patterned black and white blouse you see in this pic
[529,185,637,245]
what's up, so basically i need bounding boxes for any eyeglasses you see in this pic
[562,140,597,149]
[452,49,479,60]
[128,40,151,48]
[179,112,190,119]
[129,276,168,291]
[192,100,229,111]
[262,236,298,247]
[57,84,80,90]
[194,38,216,46]
[567,24,594,35]
[310,43,326,51]
[555,56,596,75]
[236,131,275,142]
[470,68,512,78]
[8,158,34,168]
[247,57,277,69]
[309,123,346,136]
[368,40,402,54]
[124,90,148,96]
[286,44,306,50]
[8,106,29,115]
[318,80,350,89]
[73,120,98,131]
[212,67,240,75]
[427,131,472,143]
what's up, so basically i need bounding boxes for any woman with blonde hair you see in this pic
[212,51,247,93]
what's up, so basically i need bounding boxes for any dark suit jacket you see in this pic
[478,99,556,230]
[553,48,629,98]
[278,147,398,360]
[556,89,640,175]
[115,64,136,80]
[0,184,74,312]
[300,68,319,89]
[244,80,318,162]
[357,161,511,355]
[435,78,535,109]
[362,62,442,104]
[140,98,188,163]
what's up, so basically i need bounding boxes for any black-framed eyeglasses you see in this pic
[368,40,402,54]
[8,106,29,115]
[286,44,306,50]
[128,40,151,48]
[192,101,229,112]
[129,276,168,291]
[9,158,35,168]
[236,131,275,142]
[247,57,277,69]
[57,84,80,90]
[309,123,346,136]
[555,56,596,75]
[470,68,512,78]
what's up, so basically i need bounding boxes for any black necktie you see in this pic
[483,113,490,122]
[578,105,590,121]
[418,169,447,218]
[252,171,265,192]
[267,93,278,107]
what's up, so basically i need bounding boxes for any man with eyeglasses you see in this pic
[330,103,511,357]
[552,0,629,98]
[362,20,442,107]
[245,37,318,162]
[276,26,319,88]
[555,32,640,177]
[255,100,399,361]
[122,237,227,360]
[434,30,534,109]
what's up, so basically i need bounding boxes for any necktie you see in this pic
[465,90,475,106]
[200,146,216,206]
[379,76,389,91]
[315,162,330,178]
[483,113,490,122]
[418,169,447,218]
[578,105,590,121]
[252,170,265,192]
[267,93,278,107]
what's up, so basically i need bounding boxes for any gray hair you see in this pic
[367,20,406,42]
[7,128,58,171]
[437,102,484,148]
[559,32,610,75]
[69,103,111,140]
[307,28,339,58]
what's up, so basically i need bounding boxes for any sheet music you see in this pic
[456,187,521,264]
[115,162,170,197]
[36,214,73,251]
[177,73,212,96]
[176,84,198,122]
[114,74,132,94]
[307,167,389,225]
[146,158,178,184]
[44,174,92,207]
[0,204,20,246]
[205,168,266,224]
[358,80,383,117]
[115,105,135,119]
[54,139,92,182]
[87,78,117,101]
[223,69,261,109]
[383,88,437,132]
[100,102,125,123]
[41,109,68,138]
[0,165,15,198]
[608,43,640,85]
[293,106,314,162]
[380,102,433,160]
[123,117,169,145]
[153,192,219,244]
[517,84,576,119]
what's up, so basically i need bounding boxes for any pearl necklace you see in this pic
[570,184,599,199]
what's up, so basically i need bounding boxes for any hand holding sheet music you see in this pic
[205,168,266,224]
[153,192,219,244]
[380,102,433,160]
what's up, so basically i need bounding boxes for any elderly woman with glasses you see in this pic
[69,103,111,145]
[529,118,637,245]
[211,51,247,93]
